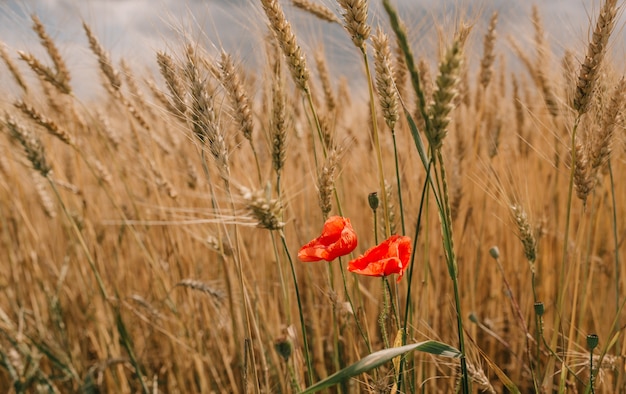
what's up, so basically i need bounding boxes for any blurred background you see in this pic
[1,0,625,98]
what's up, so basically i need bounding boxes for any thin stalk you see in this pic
[533,281,542,380]
[380,277,390,349]
[200,150,240,354]
[227,195,259,394]
[272,232,291,322]
[46,177,108,300]
[435,148,469,394]
[608,160,620,316]
[391,130,406,235]
[301,95,320,170]
[398,160,431,392]
[589,348,595,394]
[274,175,291,322]
[327,260,342,383]
[556,115,581,314]
[385,278,400,331]
[338,257,372,353]
[250,142,263,185]
[548,115,581,390]
[493,251,539,392]
[608,159,622,381]
[305,90,328,159]
[280,231,314,385]
[362,47,391,238]
[382,0,431,132]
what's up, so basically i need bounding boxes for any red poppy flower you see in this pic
[348,235,412,282]
[298,216,358,262]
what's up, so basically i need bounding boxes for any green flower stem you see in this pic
[327,260,342,384]
[271,232,291,322]
[338,257,372,353]
[380,277,390,349]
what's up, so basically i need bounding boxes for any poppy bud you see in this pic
[368,192,379,211]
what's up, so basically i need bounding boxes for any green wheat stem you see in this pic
[435,148,468,394]
[391,129,406,235]
[280,231,314,385]
[362,47,391,238]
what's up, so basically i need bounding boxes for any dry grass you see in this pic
[0,1,625,393]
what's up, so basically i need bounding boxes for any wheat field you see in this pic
[0,0,625,392]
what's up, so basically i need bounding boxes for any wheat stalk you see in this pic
[314,48,336,112]
[317,147,341,218]
[14,100,74,146]
[271,62,289,177]
[291,0,341,24]
[18,51,70,94]
[479,12,498,88]
[30,15,71,94]
[511,203,538,266]
[573,140,593,204]
[0,42,28,92]
[427,27,469,150]
[156,51,187,115]
[4,114,51,177]
[337,0,371,50]
[219,52,255,143]
[372,28,400,130]
[573,0,618,114]
[261,0,310,92]
[240,185,285,230]
[82,22,121,91]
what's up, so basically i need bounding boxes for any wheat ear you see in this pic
[219,52,255,143]
[572,0,618,115]
[0,42,28,92]
[156,52,187,115]
[82,22,122,91]
[291,0,341,24]
[372,27,400,130]
[337,0,371,50]
[260,0,310,92]
[479,12,498,88]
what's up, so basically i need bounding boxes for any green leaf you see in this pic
[300,341,461,394]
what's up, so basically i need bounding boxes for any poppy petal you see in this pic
[348,235,412,281]
[298,216,358,262]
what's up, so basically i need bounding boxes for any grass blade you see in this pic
[300,341,460,393]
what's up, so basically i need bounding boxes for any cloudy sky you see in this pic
[1,0,624,98]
